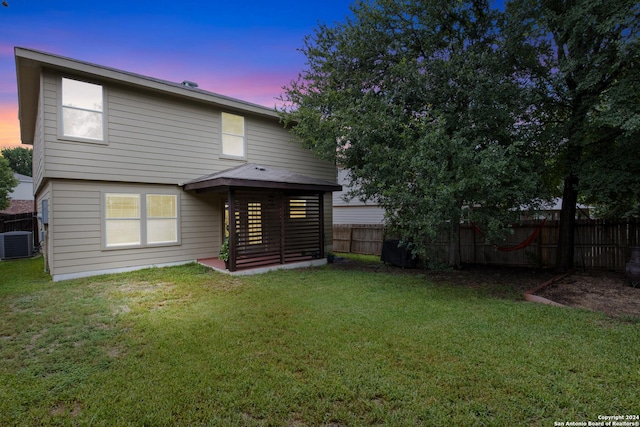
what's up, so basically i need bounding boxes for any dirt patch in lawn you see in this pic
[535,270,640,319]
[331,257,640,319]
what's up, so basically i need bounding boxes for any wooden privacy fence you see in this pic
[0,212,39,248]
[333,219,640,271]
[333,224,385,256]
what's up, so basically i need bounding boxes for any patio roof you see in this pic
[181,163,342,193]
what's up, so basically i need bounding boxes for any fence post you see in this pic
[349,226,354,253]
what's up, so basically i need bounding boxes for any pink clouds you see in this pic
[73,45,296,109]
[0,104,20,149]
[195,70,298,108]
[96,51,299,109]
[0,43,14,57]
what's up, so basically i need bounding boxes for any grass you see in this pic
[1,256,638,426]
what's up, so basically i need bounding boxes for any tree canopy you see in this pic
[1,147,33,177]
[505,0,640,269]
[279,0,553,266]
[0,156,18,211]
[280,0,639,269]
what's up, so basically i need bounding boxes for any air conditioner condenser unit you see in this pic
[0,231,34,260]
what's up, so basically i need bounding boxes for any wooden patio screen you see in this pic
[229,189,323,271]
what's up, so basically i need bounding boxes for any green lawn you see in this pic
[1,256,638,426]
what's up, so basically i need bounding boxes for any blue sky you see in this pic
[0,0,355,147]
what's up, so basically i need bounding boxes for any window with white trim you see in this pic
[221,112,245,157]
[105,194,141,247]
[61,77,104,141]
[104,193,178,248]
[147,194,178,244]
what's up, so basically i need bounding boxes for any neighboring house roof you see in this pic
[183,163,342,193]
[15,47,281,146]
[0,200,34,215]
[14,173,32,181]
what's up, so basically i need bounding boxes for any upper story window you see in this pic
[61,77,104,141]
[221,112,245,158]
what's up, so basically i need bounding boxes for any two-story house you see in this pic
[15,47,340,281]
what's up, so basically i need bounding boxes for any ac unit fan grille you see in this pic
[0,232,33,260]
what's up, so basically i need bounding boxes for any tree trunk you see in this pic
[448,219,461,268]
[555,173,579,272]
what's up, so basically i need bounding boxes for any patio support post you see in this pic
[228,188,237,272]
[318,192,325,258]
[280,194,286,265]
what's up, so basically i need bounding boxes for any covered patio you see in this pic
[183,163,341,273]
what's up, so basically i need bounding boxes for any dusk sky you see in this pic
[0,0,355,148]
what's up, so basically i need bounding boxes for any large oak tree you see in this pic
[506,0,640,270]
[1,147,33,177]
[280,0,552,267]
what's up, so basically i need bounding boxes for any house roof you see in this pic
[14,173,33,183]
[182,163,342,193]
[14,47,282,146]
[0,199,34,215]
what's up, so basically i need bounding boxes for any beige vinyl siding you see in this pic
[332,168,385,225]
[333,168,379,207]
[41,70,337,185]
[42,75,221,184]
[37,68,338,278]
[47,180,221,280]
[333,206,386,225]
[35,182,52,272]
[33,75,46,192]
[246,116,336,181]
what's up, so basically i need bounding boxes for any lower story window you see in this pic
[147,194,178,244]
[105,193,178,248]
[105,194,141,247]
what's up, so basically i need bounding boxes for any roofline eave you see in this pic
[183,177,341,193]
